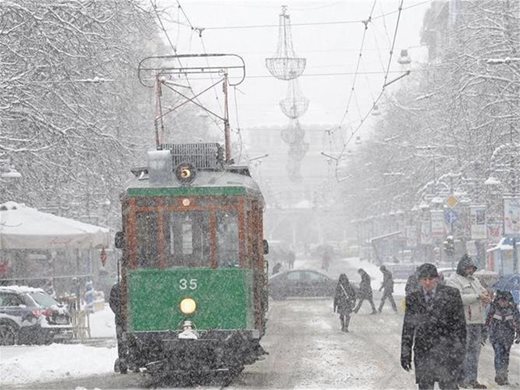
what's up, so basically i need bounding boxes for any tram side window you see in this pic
[164,212,210,267]
[136,212,158,268]
[216,211,239,268]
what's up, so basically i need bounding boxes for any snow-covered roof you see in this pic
[487,236,515,252]
[0,285,45,294]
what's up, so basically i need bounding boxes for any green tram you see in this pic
[114,143,268,382]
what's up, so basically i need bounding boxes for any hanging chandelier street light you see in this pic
[279,79,309,119]
[265,6,306,80]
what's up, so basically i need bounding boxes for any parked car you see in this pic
[0,285,73,345]
[269,269,336,300]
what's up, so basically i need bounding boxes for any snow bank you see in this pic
[0,344,116,385]
[0,305,117,386]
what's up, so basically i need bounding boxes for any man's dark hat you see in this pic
[417,263,439,279]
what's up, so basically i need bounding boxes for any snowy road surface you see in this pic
[1,257,519,389]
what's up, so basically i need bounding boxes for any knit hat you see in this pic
[417,263,439,279]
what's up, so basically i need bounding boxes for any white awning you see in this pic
[0,201,110,250]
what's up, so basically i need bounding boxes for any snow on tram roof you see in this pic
[127,168,262,192]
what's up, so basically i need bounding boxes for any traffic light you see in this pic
[444,236,455,256]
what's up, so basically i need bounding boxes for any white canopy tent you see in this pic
[0,202,110,250]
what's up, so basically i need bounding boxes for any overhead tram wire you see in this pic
[175,0,225,132]
[336,0,378,132]
[318,0,378,183]
[197,29,224,120]
[176,0,244,154]
[176,0,227,132]
[232,86,245,164]
[382,0,406,88]
[333,0,406,182]
[176,68,429,81]
[150,0,225,134]
[198,0,432,31]
[377,0,393,46]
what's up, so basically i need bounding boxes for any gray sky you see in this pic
[160,0,432,130]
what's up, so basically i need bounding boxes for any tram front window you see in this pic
[216,211,239,267]
[164,211,210,267]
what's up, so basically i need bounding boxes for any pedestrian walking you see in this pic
[485,290,520,386]
[84,280,95,314]
[378,265,398,313]
[353,268,377,314]
[287,250,295,270]
[446,254,492,389]
[109,281,128,374]
[333,273,357,332]
[405,267,421,297]
[321,250,331,271]
[401,263,467,390]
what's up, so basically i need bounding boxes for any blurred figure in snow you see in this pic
[333,274,356,332]
[287,250,295,270]
[109,281,128,374]
[321,250,331,271]
[485,290,520,386]
[378,265,397,313]
[353,268,377,314]
[405,267,421,297]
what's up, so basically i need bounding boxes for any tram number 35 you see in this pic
[179,278,198,290]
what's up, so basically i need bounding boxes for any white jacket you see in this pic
[446,273,488,324]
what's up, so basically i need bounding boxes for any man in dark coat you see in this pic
[109,282,128,374]
[353,268,377,314]
[401,263,466,389]
[378,265,398,313]
[405,267,421,297]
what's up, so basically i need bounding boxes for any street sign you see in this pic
[447,195,458,208]
[445,209,458,224]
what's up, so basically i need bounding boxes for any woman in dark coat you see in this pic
[353,268,377,314]
[333,273,357,332]
[401,263,467,389]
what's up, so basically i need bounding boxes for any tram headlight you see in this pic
[179,297,197,315]
[175,162,196,184]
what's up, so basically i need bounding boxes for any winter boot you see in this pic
[340,318,345,331]
[495,369,509,386]
[344,316,350,332]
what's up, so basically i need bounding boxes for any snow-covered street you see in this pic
[1,256,519,389]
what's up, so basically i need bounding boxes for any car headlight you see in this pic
[179,297,197,315]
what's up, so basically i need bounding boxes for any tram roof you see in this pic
[125,168,263,199]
